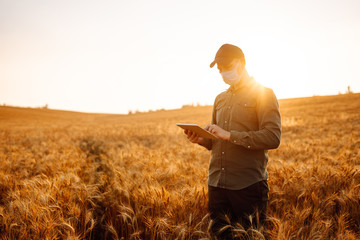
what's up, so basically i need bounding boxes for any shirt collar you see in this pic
[228,76,255,93]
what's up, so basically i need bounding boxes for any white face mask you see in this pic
[220,63,242,85]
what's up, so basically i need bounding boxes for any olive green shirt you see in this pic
[201,77,281,190]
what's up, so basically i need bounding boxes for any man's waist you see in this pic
[211,148,267,161]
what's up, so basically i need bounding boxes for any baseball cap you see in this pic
[210,44,245,68]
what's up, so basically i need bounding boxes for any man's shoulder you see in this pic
[215,90,228,101]
[249,80,276,98]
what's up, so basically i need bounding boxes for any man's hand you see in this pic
[205,124,231,141]
[184,129,204,145]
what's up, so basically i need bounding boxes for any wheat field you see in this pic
[0,93,360,240]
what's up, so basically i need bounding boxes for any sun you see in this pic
[244,35,310,99]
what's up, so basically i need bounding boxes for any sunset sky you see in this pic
[1,0,360,114]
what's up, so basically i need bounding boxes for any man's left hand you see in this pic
[205,124,231,141]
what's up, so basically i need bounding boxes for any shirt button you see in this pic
[222,168,225,170]
[222,152,225,154]
[225,120,227,123]
[244,104,247,107]
[247,145,251,149]
[234,140,237,143]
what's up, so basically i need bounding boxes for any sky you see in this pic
[1,0,360,114]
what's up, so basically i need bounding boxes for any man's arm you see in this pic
[183,128,211,150]
[184,124,213,150]
[197,128,213,150]
[229,88,281,150]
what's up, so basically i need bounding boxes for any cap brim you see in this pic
[210,57,233,68]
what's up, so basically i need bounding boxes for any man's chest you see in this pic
[215,91,259,130]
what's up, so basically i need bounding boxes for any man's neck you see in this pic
[241,68,250,83]
[233,68,250,89]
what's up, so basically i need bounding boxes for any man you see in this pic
[184,44,281,239]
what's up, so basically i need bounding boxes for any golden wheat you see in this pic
[0,93,359,239]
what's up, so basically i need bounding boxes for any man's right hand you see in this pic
[184,129,204,145]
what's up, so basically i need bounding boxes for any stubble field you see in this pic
[0,93,360,239]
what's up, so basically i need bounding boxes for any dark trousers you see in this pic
[208,180,269,239]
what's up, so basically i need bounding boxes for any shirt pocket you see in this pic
[233,99,258,123]
[215,99,226,124]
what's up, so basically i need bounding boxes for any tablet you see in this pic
[176,123,218,139]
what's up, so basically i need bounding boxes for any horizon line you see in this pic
[0,92,358,116]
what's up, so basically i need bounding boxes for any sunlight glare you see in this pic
[244,35,309,99]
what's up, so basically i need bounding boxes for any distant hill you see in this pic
[1,93,359,123]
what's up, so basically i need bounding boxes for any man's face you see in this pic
[217,59,241,73]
